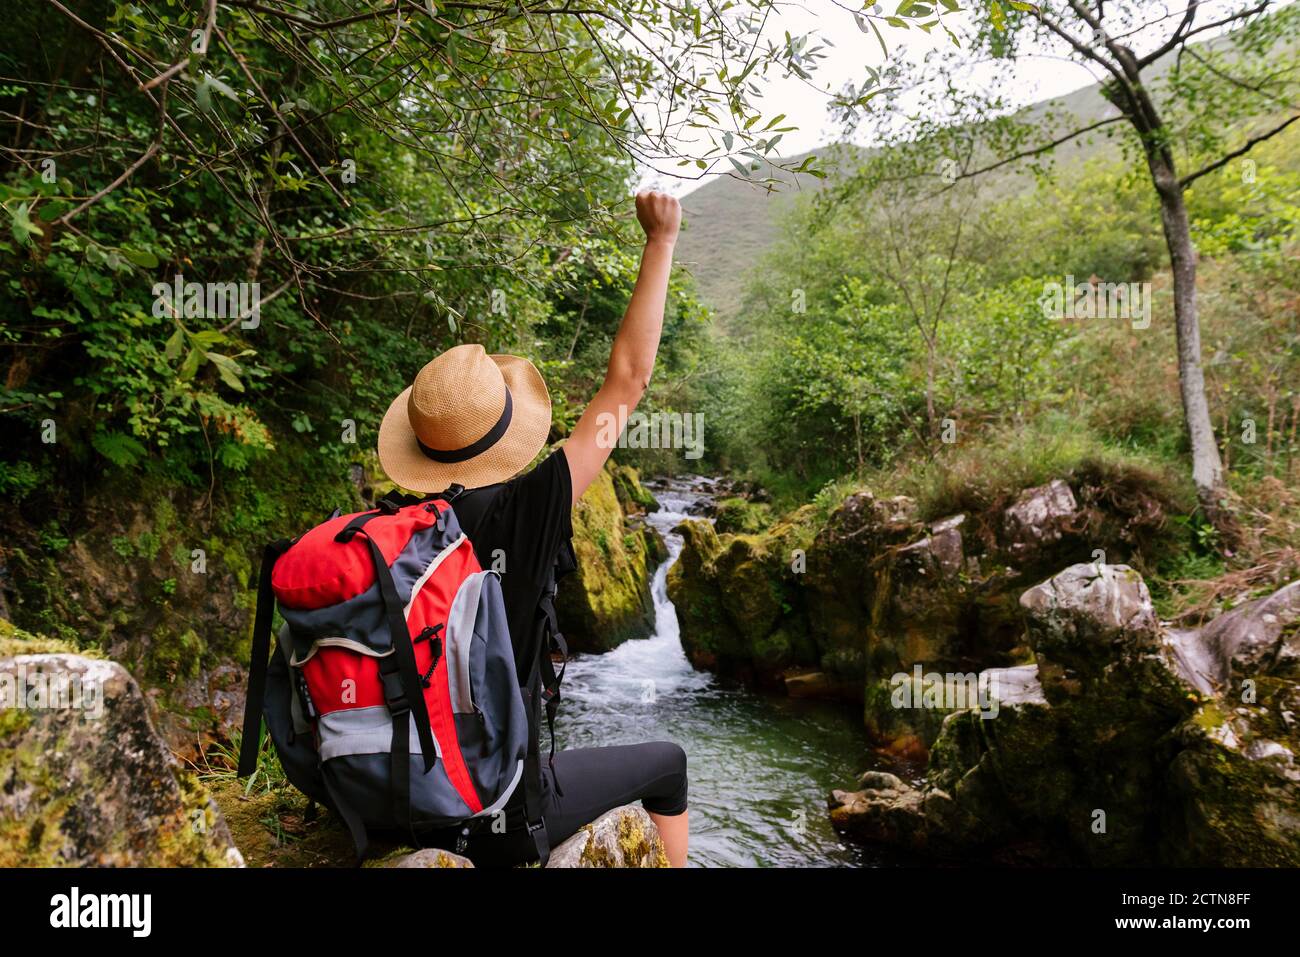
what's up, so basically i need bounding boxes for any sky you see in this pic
[633,0,1273,195]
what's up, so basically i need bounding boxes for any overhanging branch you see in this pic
[1179,112,1300,187]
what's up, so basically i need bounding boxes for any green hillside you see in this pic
[676,28,1257,320]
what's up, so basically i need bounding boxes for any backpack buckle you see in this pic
[378,668,409,716]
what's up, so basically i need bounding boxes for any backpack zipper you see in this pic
[417,624,444,688]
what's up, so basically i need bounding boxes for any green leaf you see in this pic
[120,247,158,268]
[868,18,889,58]
[195,77,212,112]
[37,200,70,222]
[209,75,239,102]
[191,329,228,348]
[179,347,202,381]
[205,352,244,392]
[164,326,185,361]
[92,431,147,468]
[10,202,43,244]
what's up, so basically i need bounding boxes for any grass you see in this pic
[799,415,1191,524]
[197,725,287,796]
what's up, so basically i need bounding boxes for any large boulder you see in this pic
[1159,582,1300,865]
[1000,479,1079,561]
[385,848,475,868]
[1018,562,1162,694]
[545,804,670,868]
[1196,580,1300,685]
[556,460,658,653]
[667,509,817,688]
[831,665,1058,860]
[0,649,242,866]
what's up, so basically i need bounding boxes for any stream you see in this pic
[555,475,887,867]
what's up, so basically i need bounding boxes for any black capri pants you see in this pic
[464,741,688,867]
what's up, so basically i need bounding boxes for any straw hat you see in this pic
[378,344,552,492]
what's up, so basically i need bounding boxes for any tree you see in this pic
[844,166,985,445]
[849,1,1300,535]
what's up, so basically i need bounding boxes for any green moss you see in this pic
[208,778,360,868]
[555,460,656,653]
[1168,683,1300,866]
[576,811,669,868]
[158,770,240,867]
[146,626,203,682]
[611,464,659,513]
[0,721,75,867]
[713,496,775,535]
[0,707,33,737]
[1192,700,1228,732]
[0,619,96,658]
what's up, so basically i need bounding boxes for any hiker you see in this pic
[374,190,689,867]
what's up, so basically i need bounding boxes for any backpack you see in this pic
[237,485,572,865]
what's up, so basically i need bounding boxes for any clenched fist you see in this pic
[635,190,681,245]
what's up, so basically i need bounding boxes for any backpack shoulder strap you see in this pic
[237,538,293,778]
[516,546,575,867]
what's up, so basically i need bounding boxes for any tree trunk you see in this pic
[1149,158,1229,524]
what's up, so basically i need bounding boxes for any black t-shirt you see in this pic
[447,447,574,676]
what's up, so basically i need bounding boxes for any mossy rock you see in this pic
[611,464,660,514]
[712,496,774,535]
[545,804,670,868]
[556,460,656,653]
[0,650,241,866]
[0,618,100,659]
[1163,678,1300,866]
[667,513,818,684]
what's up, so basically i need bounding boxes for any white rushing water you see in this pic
[556,475,884,867]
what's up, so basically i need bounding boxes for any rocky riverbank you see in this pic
[667,470,1185,756]
[667,471,1300,865]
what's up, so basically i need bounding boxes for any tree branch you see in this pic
[140,0,217,91]
[1179,112,1300,187]
[943,114,1126,188]
[1138,0,1272,67]
[1135,0,1200,68]
[56,88,167,225]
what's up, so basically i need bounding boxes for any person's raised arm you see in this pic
[564,190,681,504]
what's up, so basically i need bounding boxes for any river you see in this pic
[554,474,888,867]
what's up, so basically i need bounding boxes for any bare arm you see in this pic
[565,190,681,504]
